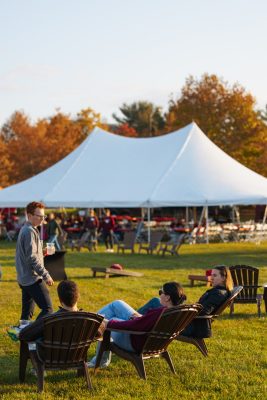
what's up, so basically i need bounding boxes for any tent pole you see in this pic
[185,207,189,227]
[205,206,209,244]
[147,207,151,243]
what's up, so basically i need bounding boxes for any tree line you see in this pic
[1,73,267,188]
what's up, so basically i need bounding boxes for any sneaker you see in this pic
[29,368,47,377]
[109,249,114,253]
[87,356,110,369]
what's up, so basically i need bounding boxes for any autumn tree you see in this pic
[0,137,12,187]
[76,107,107,136]
[165,74,267,176]
[113,123,137,137]
[113,101,165,137]
[0,107,105,186]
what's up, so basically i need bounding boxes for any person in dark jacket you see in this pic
[46,212,62,250]
[84,209,99,245]
[181,265,233,338]
[99,209,115,252]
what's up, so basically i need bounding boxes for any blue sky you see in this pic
[0,0,266,126]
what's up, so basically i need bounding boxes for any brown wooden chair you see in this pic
[70,231,97,252]
[229,265,262,316]
[176,286,243,356]
[95,304,201,379]
[138,231,163,254]
[157,234,185,256]
[20,312,103,393]
[117,231,136,253]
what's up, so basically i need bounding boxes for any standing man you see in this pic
[16,201,54,320]
[100,209,115,252]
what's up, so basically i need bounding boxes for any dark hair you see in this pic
[26,201,45,215]
[57,280,79,307]
[213,265,233,291]
[162,282,186,306]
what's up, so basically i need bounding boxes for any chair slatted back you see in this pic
[41,312,103,368]
[122,231,136,247]
[229,265,259,302]
[142,304,201,355]
[169,234,185,252]
[149,231,164,248]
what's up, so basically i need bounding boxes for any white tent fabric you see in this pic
[0,122,267,207]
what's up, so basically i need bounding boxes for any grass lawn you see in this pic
[0,241,266,399]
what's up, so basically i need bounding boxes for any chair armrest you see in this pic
[106,327,148,335]
[195,315,214,320]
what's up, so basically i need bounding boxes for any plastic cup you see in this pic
[46,243,55,255]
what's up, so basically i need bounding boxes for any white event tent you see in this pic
[0,122,267,208]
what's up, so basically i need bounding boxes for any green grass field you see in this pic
[0,241,266,400]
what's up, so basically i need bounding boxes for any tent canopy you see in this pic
[1,122,267,208]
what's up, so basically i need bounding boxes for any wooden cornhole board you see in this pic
[91,266,143,278]
[188,274,210,287]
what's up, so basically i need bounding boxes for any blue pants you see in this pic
[48,235,61,250]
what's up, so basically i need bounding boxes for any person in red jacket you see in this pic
[84,209,99,245]
[100,209,115,252]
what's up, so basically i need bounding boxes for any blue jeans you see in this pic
[137,297,161,315]
[92,300,136,366]
[20,279,53,320]
[48,235,61,250]
[98,300,135,351]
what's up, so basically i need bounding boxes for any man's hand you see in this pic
[46,276,54,286]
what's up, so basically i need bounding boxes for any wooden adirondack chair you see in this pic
[20,312,103,392]
[95,304,201,379]
[176,286,243,356]
[117,231,136,253]
[229,265,262,316]
[138,231,163,255]
[157,234,185,256]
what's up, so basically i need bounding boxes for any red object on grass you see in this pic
[110,264,123,270]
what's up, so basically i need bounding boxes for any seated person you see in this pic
[181,265,233,338]
[88,282,186,368]
[136,265,233,339]
[19,280,80,342]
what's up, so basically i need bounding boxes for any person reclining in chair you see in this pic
[88,282,186,369]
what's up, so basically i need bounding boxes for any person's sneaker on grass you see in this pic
[87,355,110,369]
[29,368,47,377]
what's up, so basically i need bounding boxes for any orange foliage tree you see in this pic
[165,74,267,176]
[0,108,105,187]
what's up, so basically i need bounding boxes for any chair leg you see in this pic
[19,341,29,383]
[131,355,146,379]
[83,361,92,390]
[229,302,234,315]
[95,332,111,369]
[161,351,176,374]
[257,295,262,318]
[194,339,208,357]
[36,362,45,393]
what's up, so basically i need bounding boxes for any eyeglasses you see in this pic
[34,214,47,220]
